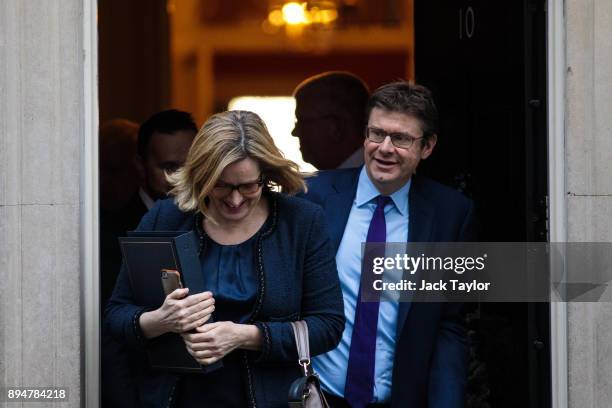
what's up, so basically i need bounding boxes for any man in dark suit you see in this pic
[100,110,197,408]
[301,81,476,408]
[100,110,198,305]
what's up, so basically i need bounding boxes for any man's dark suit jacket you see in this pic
[100,192,147,408]
[301,167,477,408]
[100,192,148,306]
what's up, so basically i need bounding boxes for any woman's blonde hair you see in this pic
[168,110,306,217]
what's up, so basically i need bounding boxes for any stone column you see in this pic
[0,0,88,406]
[566,0,612,407]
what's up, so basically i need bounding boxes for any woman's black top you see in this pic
[175,223,263,407]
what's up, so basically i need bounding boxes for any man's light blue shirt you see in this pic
[313,166,411,403]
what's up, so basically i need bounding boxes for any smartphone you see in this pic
[160,268,223,372]
[161,269,183,296]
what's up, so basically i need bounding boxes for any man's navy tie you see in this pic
[345,195,391,408]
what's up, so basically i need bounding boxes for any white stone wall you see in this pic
[566,0,612,407]
[0,1,83,406]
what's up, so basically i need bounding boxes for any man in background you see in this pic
[100,109,198,303]
[99,119,143,304]
[100,109,197,407]
[135,109,198,208]
[99,119,141,212]
[292,71,369,170]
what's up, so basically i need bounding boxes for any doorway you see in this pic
[97,1,552,406]
[414,1,550,407]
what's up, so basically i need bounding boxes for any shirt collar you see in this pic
[355,166,411,216]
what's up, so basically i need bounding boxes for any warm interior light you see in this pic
[263,1,339,34]
[282,2,309,25]
[268,9,285,27]
[228,96,317,172]
[311,8,338,24]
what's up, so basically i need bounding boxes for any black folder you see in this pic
[119,230,222,373]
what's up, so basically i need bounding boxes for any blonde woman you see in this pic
[105,110,344,407]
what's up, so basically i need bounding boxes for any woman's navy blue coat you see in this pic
[105,193,345,408]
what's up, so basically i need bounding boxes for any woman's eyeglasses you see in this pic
[212,175,264,196]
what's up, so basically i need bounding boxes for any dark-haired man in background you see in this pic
[292,71,369,170]
[135,109,198,208]
[101,109,197,304]
[100,109,197,408]
[301,82,476,407]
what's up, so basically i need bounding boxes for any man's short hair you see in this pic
[137,109,198,158]
[367,81,439,141]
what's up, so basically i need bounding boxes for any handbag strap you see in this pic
[290,321,312,375]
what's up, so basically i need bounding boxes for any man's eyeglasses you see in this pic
[365,126,424,149]
[213,175,264,196]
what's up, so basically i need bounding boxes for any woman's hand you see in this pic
[182,322,262,365]
[138,289,215,339]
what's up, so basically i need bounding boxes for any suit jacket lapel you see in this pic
[398,177,435,334]
[324,169,360,252]
[408,177,434,243]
